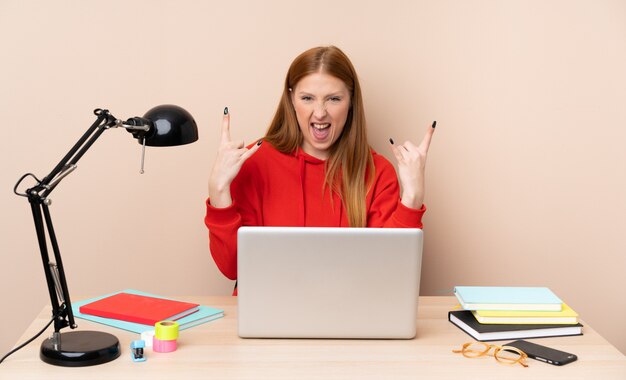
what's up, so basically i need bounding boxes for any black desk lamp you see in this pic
[13,105,198,366]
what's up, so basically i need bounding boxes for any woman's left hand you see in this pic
[389,121,436,209]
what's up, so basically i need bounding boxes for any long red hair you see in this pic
[264,46,374,227]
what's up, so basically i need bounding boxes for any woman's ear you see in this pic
[288,87,295,107]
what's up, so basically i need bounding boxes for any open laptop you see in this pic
[237,227,423,339]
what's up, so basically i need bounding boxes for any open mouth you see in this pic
[310,123,331,140]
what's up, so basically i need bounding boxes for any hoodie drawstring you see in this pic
[298,153,306,226]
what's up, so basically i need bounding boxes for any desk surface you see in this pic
[2,296,624,379]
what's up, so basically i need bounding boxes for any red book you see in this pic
[79,292,200,326]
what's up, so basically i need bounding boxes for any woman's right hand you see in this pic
[208,108,262,208]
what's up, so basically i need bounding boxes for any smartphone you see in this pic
[504,340,577,366]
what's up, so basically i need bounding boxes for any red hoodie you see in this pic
[204,142,425,289]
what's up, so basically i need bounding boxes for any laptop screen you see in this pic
[237,227,423,339]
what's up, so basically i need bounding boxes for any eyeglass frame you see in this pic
[452,342,529,367]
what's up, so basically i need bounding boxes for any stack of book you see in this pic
[73,289,224,334]
[448,286,583,341]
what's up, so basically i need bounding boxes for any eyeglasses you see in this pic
[452,342,529,367]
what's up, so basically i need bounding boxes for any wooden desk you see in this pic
[1,296,624,379]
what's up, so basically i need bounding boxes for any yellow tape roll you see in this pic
[155,320,179,340]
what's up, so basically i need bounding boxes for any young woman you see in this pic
[205,46,435,292]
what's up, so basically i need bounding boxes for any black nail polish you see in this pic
[257,139,263,146]
[224,107,229,115]
[432,120,437,128]
[389,138,394,145]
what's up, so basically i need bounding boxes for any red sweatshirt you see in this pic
[204,142,426,286]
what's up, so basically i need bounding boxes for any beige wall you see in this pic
[1,0,625,356]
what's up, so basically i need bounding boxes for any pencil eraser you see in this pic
[140,330,156,348]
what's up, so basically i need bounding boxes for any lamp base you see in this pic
[40,331,120,367]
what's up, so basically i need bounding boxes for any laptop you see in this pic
[237,227,423,339]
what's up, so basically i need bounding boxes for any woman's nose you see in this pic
[313,102,327,118]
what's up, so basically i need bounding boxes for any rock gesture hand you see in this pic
[389,121,436,209]
[209,108,261,208]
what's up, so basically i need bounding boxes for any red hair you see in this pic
[264,46,374,227]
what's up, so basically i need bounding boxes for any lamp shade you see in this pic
[142,104,199,146]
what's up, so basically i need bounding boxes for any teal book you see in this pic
[454,286,563,311]
[72,289,224,334]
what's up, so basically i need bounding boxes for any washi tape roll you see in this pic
[153,336,177,353]
[155,320,179,340]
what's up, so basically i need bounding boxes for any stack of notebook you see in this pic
[73,289,224,334]
[448,286,583,341]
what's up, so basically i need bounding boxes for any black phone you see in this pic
[504,340,577,366]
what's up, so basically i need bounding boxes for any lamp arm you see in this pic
[22,109,120,334]
[28,199,75,333]
[39,110,110,188]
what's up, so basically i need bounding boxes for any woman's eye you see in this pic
[301,96,313,101]
[329,97,342,102]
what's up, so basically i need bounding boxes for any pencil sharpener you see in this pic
[130,340,146,362]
